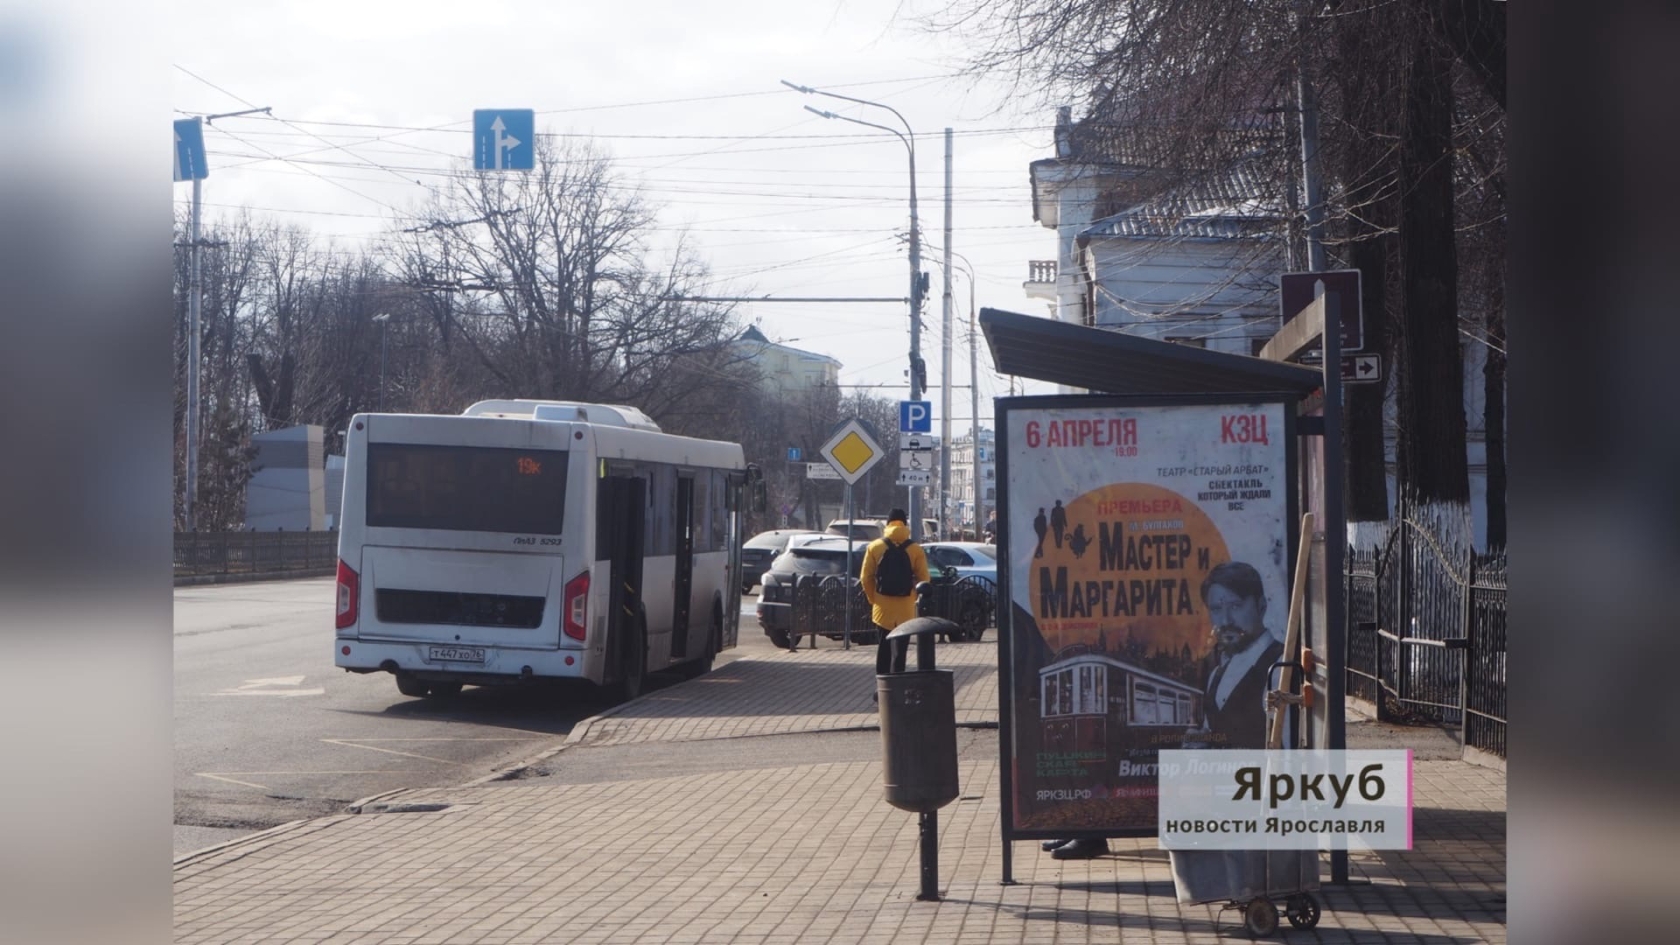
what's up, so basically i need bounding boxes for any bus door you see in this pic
[599,474,646,677]
[671,474,695,658]
[724,471,745,648]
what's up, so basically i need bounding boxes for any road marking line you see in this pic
[239,675,307,688]
[321,739,465,765]
[194,773,270,790]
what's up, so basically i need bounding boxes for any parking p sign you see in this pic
[899,400,931,433]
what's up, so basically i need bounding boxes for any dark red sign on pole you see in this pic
[1280,270,1363,353]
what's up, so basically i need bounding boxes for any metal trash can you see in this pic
[876,617,961,814]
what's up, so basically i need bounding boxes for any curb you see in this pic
[172,814,345,868]
[173,786,418,869]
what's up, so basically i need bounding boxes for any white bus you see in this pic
[333,399,763,701]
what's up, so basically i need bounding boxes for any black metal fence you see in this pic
[788,571,999,647]
[917,573,997,641]
[174,531,339,579]
[1344,495,1507,757]
[789,574,873,646]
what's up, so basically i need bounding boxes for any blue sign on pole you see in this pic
[173,118,208,182]
[472,109,535,171]
[787,447,802,462]
[899,400,932,434]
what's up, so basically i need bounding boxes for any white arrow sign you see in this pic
[216,675,324,697]
[490,116,520,170]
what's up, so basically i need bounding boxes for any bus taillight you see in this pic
[563,571,589,641]
[335,560,359,629]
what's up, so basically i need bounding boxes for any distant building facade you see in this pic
[1024,106,1500,548]
[946,428,995,530]
[730,325,841,393]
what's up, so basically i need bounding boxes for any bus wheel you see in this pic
[613,606,648,703]
[700,605,722,672]
[395,672,429,698]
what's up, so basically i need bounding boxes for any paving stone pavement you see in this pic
[175,643,1505,943]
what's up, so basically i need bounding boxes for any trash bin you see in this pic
[877,617,960,814]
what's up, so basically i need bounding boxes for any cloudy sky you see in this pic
[172,0,1066,423]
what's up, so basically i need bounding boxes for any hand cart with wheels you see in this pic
[1168,658,1323,937]
[1169,848,1322,936]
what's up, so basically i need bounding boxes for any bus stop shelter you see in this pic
[978,305,1351,884]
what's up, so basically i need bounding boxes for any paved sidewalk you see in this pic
[174,643,1506,944]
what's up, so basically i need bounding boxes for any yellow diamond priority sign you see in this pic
[818,417,885,485]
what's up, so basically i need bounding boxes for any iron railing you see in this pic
[917,572,997,641]
[787,571,999,647]
[1344,495,1507,757]
[174,531,338,578]
[789,574,872,646]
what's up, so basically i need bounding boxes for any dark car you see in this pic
[756,536,870,649]
[739,529,824,592]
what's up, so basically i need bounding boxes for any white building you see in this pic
[730,325,841,393]
[1024,106,1500,548]
[946,428,995,532]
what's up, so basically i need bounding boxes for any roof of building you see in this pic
[1077,159,1285,243]
[733,325,842,368]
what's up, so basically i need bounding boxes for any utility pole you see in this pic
[186,170,202,531]
[182,105,269,532]
[373,314,392,410]
[939,128,954,540]
[968,276,982,539]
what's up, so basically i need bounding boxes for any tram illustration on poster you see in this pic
[1000,399,1292,835]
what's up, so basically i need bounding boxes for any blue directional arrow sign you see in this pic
[173,117,208,182]
[472,109,534,171]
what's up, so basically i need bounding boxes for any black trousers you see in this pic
[875,624,909,675]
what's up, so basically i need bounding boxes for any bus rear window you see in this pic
[365,444,568,534]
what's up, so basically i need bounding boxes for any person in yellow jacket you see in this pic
[859,508,931,677]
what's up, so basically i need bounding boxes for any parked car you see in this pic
[756,535,870,649]
[739,529,824,592]
[920,541,1000,582]
[826,517,941,541]
[919,542,1000,642]
[825,518,884,542]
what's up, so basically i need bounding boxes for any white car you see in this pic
[921,542,999,583]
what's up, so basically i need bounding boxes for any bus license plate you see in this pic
[428,646,486,664]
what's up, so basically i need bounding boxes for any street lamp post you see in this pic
[784,80,925,539]
[373,313,392,411]
[934,251,982,537]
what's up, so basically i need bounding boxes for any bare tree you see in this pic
[925,0,1505,511]
[393,137,749,412]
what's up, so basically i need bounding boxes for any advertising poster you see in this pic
[1001,398,1292,835]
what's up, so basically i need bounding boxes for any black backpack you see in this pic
[875,538,916,597]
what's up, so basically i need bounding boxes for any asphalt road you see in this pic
[174,577,771,857]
